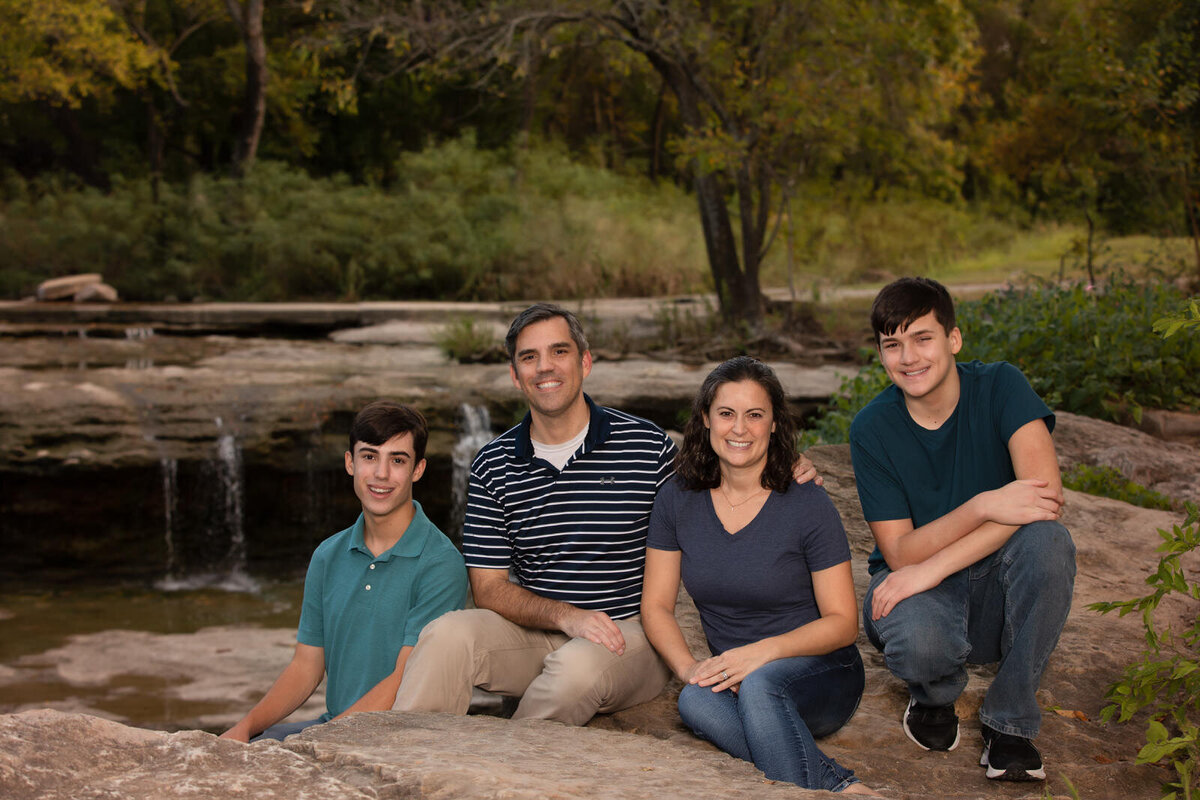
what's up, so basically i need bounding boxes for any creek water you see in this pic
[0,398,498,731]
[0,581,305,730]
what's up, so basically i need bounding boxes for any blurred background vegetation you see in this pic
[1,0,1197,322]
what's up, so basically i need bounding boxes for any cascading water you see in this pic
[449,404,494,545]
[160,456,178,576]
[155,418,258,592]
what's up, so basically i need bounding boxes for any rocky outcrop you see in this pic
[0,708,855,800]
[1,442,1186,799]
[1054,410,1200,505]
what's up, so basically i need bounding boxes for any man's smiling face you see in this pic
[509,316,592,420]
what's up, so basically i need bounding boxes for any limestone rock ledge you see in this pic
[3,708,843,800]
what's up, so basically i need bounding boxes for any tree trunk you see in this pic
[652,57,761,327]
[225,0,267,175]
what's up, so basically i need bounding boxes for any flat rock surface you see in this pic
[1,440,1187,798]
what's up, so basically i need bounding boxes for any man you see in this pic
[222,401,467,742]
[394,303,818,725]
[849,277,1075,782]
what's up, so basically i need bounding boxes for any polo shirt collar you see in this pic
[346,500,433,561]
[513,393,611,461]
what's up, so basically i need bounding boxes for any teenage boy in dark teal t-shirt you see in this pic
[221,401,467,743]
[849,277,1075,783]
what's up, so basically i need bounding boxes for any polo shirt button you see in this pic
[369,564,376,570]
[365,584,372,591]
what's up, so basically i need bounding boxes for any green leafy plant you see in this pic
[798,358,889,448]
[1091,502,1200,800]
[1063,464,1175,510]
[957,276,1200,424]
[435,318,504,363]
[1155,299,1200,340]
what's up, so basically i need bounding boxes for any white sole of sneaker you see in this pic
[980,750,1046,780]
[902,700,961,751]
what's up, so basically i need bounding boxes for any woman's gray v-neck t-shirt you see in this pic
[647,477,851,655]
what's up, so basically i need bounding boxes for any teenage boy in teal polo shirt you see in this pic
[221,401,467,742]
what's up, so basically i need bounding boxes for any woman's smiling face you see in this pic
[704,379,775,473]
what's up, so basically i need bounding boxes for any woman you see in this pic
[642,356,874,795]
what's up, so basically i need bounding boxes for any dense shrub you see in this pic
[957,277,1200,424]
[802,277,1200,444]
[0,137,707,302]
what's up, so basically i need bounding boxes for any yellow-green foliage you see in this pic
[0,0,158,106]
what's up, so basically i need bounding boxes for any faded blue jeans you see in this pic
[677,644,865,792]
[863,520,1075,738]
[251,716,325,742]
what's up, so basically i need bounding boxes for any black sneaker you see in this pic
[902,697,960,751]
[980,725,1046,781]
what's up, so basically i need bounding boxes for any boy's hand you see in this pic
[983,479,1064,526]
[870,562,941,619]
[220,723,251,743]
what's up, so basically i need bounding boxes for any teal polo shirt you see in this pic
[297,500,467,718]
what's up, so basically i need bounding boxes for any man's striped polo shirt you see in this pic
[462,394,677,620]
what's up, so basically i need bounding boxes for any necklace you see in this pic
[718,484,767,508]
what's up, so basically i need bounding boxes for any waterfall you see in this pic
[212,425,257,591]
[449,404,493,545]
[155,418,258,593]
[160,456,178,576]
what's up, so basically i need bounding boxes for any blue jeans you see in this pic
[251,716,326,742]
[863,520,1075,738]
[677,645,864,792]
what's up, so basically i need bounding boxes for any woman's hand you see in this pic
[689,642,773,693]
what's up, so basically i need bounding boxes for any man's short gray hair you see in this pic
[505,303,590,364]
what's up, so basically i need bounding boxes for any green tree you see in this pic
[965,0,1200,273]
[0,0,158,107]
[341,0,976,327]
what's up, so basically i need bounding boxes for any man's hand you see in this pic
[792,452,823,487]
[559,607,626,655]
[983,478,1064,527]
[870,562,942,620]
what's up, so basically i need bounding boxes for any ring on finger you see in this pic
[721,671,729,680]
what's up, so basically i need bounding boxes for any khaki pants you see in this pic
[392,608,671,726]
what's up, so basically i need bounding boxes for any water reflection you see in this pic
[0,582,306,732]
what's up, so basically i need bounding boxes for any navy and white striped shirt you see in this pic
[462,395,677,619]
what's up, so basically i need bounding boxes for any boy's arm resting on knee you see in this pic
[873,419,1063,572]
[333,646,413,719]
[469,567,626,655]
[870,419,1065,618]
[640,547,699,681]
[221,643,325,742]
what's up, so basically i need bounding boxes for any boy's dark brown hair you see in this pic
[348,401,428,461]
[870,277,957,345]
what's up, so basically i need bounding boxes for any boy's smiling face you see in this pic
[878,310,962,402]
[344,432,426,520]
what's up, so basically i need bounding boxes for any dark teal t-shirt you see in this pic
[849,360,1054,575]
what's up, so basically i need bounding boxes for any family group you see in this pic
[221,277,1076,795]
